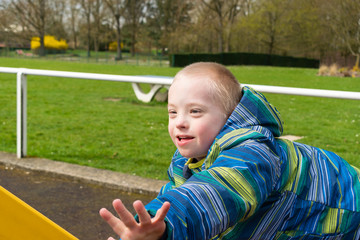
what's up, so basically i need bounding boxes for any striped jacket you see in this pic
[145,86,360,239]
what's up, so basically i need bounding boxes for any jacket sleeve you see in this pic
[157,152,184,197]
[145,140,281,239]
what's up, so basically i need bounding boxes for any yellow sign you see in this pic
[0,186,78,240]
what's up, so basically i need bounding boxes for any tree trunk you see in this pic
[131,22,136,57]
[87,24,91,57]
[73,35,77,49]
[115,16,122,60]
[217,18,224,53]
[354,54,360,70]
[39,35,45,56]
[39,0,46,56]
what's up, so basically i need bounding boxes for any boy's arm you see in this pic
[157,179,175,197]
[145,145,279,239]
[157,152,185,197]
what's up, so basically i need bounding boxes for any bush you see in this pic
[318,64,360,77]
[31,35,68,54]
[108,41,124,51]
[318,65,329,75]
[329,63,339,76]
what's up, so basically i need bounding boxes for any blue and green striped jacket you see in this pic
[145,86,360,239]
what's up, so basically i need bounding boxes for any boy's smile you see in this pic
[176,135,194,146]
[167,73,227,160]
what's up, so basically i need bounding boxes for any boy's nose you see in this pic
[175,115,189,129]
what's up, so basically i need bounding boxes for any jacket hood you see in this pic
[218,86,283,140]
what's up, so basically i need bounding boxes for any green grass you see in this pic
[1,57,359,180]
[0,49,169,67]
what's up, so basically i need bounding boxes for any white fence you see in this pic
[1,67,360,158]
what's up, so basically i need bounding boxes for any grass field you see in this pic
[1,57,359,180]
[0,49,169,67]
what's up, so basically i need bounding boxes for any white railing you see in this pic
[1,67,360,158]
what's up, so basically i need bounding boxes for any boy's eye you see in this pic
[190,109,202,114]
[168,110,177,117]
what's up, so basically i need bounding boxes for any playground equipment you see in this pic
[0,185,78,240]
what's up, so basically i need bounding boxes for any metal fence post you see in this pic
[16,71,27,158]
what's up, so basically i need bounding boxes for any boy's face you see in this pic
[167,73,227,160]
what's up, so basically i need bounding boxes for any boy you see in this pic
[100,62,360,240]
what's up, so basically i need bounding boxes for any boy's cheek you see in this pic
[167,123,173,136]
[167,127,176,145]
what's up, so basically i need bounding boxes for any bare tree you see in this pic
[249,0,291,55]
[169,0,193,53]
[68,0,81,49]
[92,0,105,53]
[318,0,360,68]
[0,1,14,52]
[200,0,225,53]
[47,0,67,39]
[80,0,93,57]
[104,0,125,60]
[124,0,146,56]
[147,0,173,54]
[145,0,192,54]
[200,0,243,53]
[11,0,48,56]
[284,0,321,58]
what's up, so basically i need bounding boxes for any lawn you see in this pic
[0,57,359,180]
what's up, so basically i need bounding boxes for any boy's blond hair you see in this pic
[173,62,242,117]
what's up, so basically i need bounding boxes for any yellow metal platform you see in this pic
[0,185,78,240]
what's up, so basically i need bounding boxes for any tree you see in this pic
[104,0,125,60]
[47,0,67,40]
[228,0,257,53]
[123,0,146,56]
[11,0,48,56]
[0,1,14,50]
[68,0,81,49]
[80,0,93,57]
[248,0,291,55]
[91,0,105,53]
[318,0,360,69]
[200,0,243,53]
[167,0,193,53]
[145,0,192,54]
[283,0,321,58]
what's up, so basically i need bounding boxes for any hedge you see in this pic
[170,52,319,68]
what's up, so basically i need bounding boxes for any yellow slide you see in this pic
[0,185,78,240]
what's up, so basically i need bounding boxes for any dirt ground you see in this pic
[0,164,154,240]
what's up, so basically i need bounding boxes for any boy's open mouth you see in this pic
[177,136,194,142]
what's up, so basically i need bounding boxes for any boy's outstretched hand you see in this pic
[99,199,170,240]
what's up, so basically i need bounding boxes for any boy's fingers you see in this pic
[133,200,151,225]
[99,207,124,233]
[99,208,112,221]
[112,199,137,229]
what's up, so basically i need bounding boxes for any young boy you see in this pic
[100,62,360,240]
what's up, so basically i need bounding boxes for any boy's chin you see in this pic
[178,150,193,159]
[179,151,205,160]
